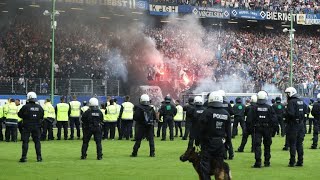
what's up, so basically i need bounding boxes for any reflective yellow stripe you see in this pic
[309,105,314,118]
[100,109,107,121]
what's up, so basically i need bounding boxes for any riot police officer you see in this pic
[310,94,320,149]
[197,91,231,179]
[237,94,257,153]
[285,87,306,167]
[182,97,194,140]
[131,94,156,157]
[81,98,104,160]
[187,96,204,149]
[159,96,177,141]
[232,97,246,138]
[18,92,44,162]
[272,97,285,137]
[251,91,276,168]
[218,90,234,160]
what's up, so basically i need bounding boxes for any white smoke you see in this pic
[193,75,247,94]
[105,49,128,82]
[262,83,282,94]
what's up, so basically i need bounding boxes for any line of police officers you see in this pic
[1,87,319,169]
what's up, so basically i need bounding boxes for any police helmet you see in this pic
[285,87,297,98]
[250,95,257,103]
[27,92,37,102]
[235,97,242,103]
[257,91,268,104]
[164,96,171,103]
[188,97,194,104]
[140,94,150,105]
[275,97,281,103]
[194,96,203,106]
[89,98,99,107]
[208,91,223,107]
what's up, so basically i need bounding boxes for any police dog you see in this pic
[180,147,232,180]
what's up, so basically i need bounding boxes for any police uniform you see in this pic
[55,102,71,140]
[272,99,285,137]
[104,103,119,139]
[237,102,256,152]
[251,99,276,167]
[81,106,104,160]
[69,100,81,139]
[18,98,44,162]
[222,100,234,160]
[197,100,231,179]
[5,101,19,142]
[131,103,156,157]
[41,101,56,140]
[286,96,306,166]
[159,101,177,141]
[174,104,184,137]
[182,100,194,140]
[188,104,204,149]
[311,100,320,149]
[0,105,4,141]
[232,98,246,138]
[119,101,134,140]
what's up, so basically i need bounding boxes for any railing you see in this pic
[0,78,120,96]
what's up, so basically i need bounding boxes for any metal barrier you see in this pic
[0,78,120,97]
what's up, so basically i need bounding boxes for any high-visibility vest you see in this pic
[174,105,183,121]
[100,109,108,121]
[309,105,314,118]
[3,103,9,118]
[6,102,18,122]
[105,105,118,122]
[81,106,89,113]
[43,102,56,119]
[70,101,81,117]
[17,104,23,122]
[121,102,134,120]
[56,103,69,121]
[0,106,3,118]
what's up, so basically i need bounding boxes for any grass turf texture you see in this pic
[0,130,319,180]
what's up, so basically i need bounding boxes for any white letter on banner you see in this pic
[151,5,156,11]
[172,6,176,12]
[273,12,277,20]
[121,0,127,7]
[278,12,283,21]
[267,11,272,20]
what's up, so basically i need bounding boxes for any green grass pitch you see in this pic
[0,129,320,180]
